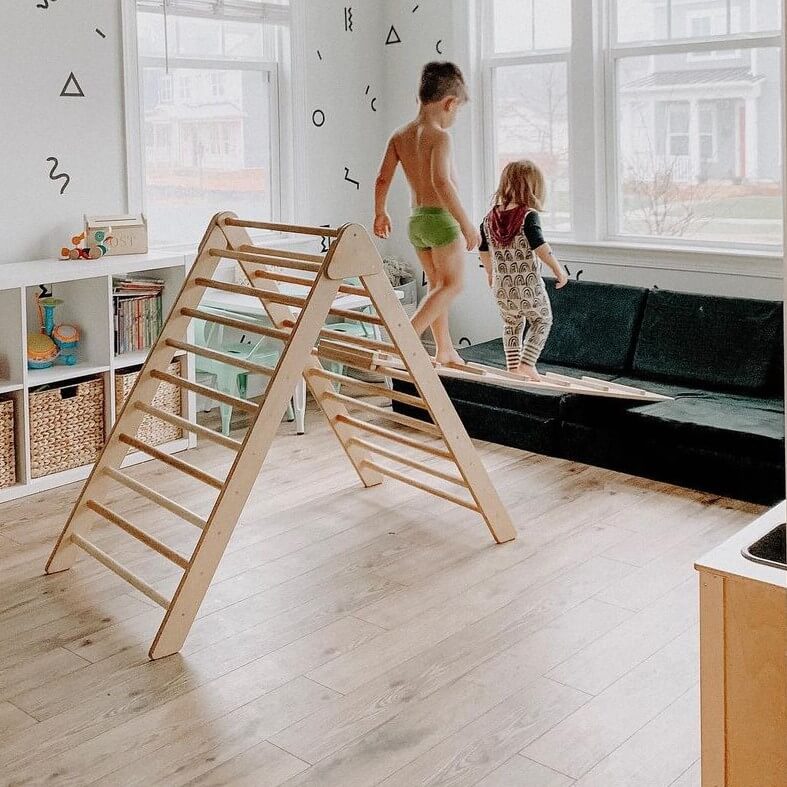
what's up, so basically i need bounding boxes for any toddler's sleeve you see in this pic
[479,222,489,252]
[524,211,546,250]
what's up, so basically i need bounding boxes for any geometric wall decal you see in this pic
[343,166,360,190]
[312,109,326,127]
[60,72,85,98]
[385,25,402,45]
[344,6,353,31]
[45,156,70,195]
[436,39,444,54]
[95,28,106,38]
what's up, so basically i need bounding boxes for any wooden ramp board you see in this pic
[44,214,517,660]
[373,353,671,403]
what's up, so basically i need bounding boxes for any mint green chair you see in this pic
[193,307,300,436]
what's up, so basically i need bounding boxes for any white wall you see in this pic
[0,0,128,264]
[298,0,387,230]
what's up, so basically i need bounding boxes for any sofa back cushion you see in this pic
[540,280,648,373]
[632,289,783,393]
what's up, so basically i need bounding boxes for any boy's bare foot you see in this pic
[435,349,466,367]
[513,364,541,382]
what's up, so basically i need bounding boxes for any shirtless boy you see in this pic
[373,61,479,366]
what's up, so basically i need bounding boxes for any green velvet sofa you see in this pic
[394,281,785,504]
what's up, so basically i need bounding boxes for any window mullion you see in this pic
[569,0,602,241]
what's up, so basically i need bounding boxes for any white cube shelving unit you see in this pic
[0,251,196,503]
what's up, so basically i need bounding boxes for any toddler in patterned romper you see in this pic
[479,160,568,381]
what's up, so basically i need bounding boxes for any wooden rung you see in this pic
[209,248,322,274]
[166,339,275,378]
[349,438,466,486]
[134,402,243,452]
[119,434,225,490]
[196,277,378,325]
[104,467,208,530]
[307,367,428,410]
[335,414,453,459]
[328,307,384,326]
[361,460,480,512]
[317,339,380,368]
[194,277,273,300]
[181,307,291,343]
[254,270,368,297]
[371,364,417,385]
[240,244,326,263]
[150,370,259,415]
[223,218,339,238]
[324,391,441,436]
[71,534,170,609]
[85,500,190,569]
[319,329,398,354]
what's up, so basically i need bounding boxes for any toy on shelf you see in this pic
[27,289,80,369]
[60,227,113,261]
[27,332,59,369]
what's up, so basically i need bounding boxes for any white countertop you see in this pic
[695,501,786,590]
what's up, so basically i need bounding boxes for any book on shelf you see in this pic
[112,276,165,355]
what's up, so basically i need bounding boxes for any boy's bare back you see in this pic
[390,120,451,208]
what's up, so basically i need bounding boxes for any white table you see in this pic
[200,284,395,434]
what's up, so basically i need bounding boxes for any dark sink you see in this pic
[741,523,786,570]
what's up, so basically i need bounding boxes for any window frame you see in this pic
[477,0,784,257]
[479,5,573,239]
[606,26,783,250]
[121,0,296,251]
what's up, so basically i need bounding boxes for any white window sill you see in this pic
[550,238,784,279]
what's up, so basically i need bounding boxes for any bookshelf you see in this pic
[0,251,196,503]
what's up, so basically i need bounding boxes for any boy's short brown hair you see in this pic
[418,61,468,104]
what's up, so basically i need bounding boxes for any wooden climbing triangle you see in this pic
[45,212,518,660]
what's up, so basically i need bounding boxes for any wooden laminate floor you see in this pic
[0,400,762,786]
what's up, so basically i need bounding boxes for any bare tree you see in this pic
[621,103,720,237]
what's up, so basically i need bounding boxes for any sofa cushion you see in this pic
[539,280,648,373]
[627,393,784,464]
[563,375,784,465]
[632,289,783,393]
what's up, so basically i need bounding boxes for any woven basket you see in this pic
[29,377,105,478]
[115,360,183,446]
[0,399,16,489]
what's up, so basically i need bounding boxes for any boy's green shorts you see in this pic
[408,206,461,250]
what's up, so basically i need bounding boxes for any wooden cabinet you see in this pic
[696,503,787,787]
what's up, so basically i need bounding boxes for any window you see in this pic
[612,1,783,245]
[482,0,572,233]
[481,1,783,251]
[133,1,290,247]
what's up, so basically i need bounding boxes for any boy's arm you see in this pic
[431,133,480,250]
[534,244,569,289]
[374,137,399,238]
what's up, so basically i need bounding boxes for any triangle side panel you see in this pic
[46,219,228,574]
[360,269,517,544]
